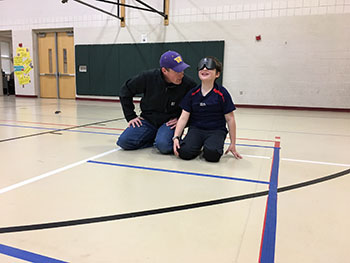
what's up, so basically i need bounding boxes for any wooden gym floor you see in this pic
[0,96,349,263]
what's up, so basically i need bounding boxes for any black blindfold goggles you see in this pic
[197,57,216,71]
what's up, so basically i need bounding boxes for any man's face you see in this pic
[162,68,184,85]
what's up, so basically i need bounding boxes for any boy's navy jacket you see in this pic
[180,83,236,132]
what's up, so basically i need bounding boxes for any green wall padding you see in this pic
[75,40,224,96]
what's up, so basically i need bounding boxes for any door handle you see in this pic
[40,73,56,76]
[59,73,75,77]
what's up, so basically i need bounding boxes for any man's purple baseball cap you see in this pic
[159,50,190,72]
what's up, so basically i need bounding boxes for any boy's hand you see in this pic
[173,139,180,157]
[225,144,243,159]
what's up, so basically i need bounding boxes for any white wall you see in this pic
[0,0,349,108]
[0,42,2,96]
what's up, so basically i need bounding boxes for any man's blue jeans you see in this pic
[117,119,174,154]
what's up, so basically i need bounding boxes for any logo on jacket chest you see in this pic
[200,102,206,106]
[171,102,176,106]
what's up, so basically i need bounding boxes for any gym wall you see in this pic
[1,0,349,109]
[75,41,224,97]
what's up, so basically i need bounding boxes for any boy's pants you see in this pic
[178,127,227,162]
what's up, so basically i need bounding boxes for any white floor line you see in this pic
[0,148,120,195]
[2,149,347,195]
[239,154,350,168]
[281,158,350,167]
[241,154,271,159]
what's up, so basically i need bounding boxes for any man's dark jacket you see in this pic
[119,68,197,127]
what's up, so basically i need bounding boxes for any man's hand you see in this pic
[128,117,144,128]
[166,118,178,129]
[225,144,243,159]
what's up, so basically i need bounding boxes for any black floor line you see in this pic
[0,117,125,143]
[0,168,349,234]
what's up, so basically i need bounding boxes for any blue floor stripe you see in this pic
[260,146,280,263]
[1,124,279,150]
[0,244,68,263]
[235,143,279,149]
[0,123,121,136]
[87,160,270,185]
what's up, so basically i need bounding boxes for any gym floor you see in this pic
[0,96,349,263]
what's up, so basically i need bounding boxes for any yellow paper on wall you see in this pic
[23,58,32,66]
[14,47,33,86]
[18,75,31,85]
[23,76,31,85]
[16,47,26,53]
[14,56,23,65]
[24,67,32,74]
[15,71,24,77]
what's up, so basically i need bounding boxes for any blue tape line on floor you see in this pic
[260,146,280,263]
[0,124,120,136]
[0,244,68,263]
[235,143,280,149]
[0,170,348,235]
[87,160,270,184]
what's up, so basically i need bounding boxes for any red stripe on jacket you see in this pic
[191,88,201,96]
[213,88,225,102]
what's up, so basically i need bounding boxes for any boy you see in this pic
[173,56,242,162]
